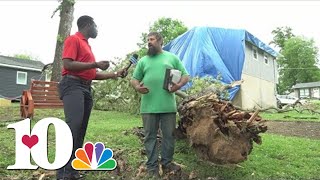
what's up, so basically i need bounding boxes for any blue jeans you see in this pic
[142,113,176,171]
[56,76,93,179]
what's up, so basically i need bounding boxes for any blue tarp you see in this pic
[163,26,278,100]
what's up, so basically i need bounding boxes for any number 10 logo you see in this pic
[7,118,73,170]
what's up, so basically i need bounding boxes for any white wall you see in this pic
[232,42,278,109]
[233,74,277,109]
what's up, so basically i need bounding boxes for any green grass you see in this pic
[175,134,320,180]
[260,111,320,122]
[259,100,320,122]
[0,105,320,179]
[309,99,320,106]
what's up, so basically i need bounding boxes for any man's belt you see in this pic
[64,75,92,86]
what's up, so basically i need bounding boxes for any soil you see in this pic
[265,120,320,140]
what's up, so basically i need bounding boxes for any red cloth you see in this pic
[62,32,96,80]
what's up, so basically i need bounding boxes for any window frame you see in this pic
[16,71,28,85]
[299,88,310,97]
[252,46,258,60]
[264,53,269,65]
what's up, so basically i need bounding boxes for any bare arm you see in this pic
[63,59,110,72]
[130,79,140,89]
[130,79,149,94]
[94,68,128,80]
[63,59,96,71]
[178,75,190,87]
[169,75,190,93]
[95,71,118,80]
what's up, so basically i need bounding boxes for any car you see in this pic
[276,95,306,108]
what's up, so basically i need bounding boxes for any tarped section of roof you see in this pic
[163,26,278,100]
[245,31,278,57]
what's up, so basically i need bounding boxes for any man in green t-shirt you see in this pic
[131,32,189,177]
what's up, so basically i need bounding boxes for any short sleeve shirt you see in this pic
[132,51,189,113]
[62,32,96,80]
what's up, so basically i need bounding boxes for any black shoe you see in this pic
[56,173,83,180]
[147,169,160,179]
[162,162,181,174]
[71,173,84,180]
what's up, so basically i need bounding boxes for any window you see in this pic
[264,54,269,64]
[45,73,51,82]
[299,89,309,98]
[17,71,27,85]
[252,46,258,60]
[312,88,319,98]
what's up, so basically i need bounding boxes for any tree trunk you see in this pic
[51,0,75,82]
[176,92,267,164]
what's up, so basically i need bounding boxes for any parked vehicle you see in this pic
[276,95,306,108]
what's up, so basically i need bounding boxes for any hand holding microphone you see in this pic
[120,54,139,78]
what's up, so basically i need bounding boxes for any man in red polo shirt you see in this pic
[57,15,127,180]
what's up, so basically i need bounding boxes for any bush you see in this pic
[93,59,230,114]
[185,75,230,99]
[93,57,140,114]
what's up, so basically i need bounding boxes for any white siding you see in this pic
[232,42,278,109]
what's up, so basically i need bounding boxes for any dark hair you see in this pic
[148,32,163,46]
[77,15,94,30]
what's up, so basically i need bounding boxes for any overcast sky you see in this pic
[0,1,319,64]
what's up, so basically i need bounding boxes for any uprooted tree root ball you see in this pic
[177,92,267,164]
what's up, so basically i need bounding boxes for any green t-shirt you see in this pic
[132,51,189,113]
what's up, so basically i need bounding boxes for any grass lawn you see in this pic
[0,105,319,179]
[259,100,320,122]
[260,110,320,122]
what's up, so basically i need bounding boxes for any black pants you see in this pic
[56,76,93,179]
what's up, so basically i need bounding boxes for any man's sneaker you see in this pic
[56,174,84,180]
[162,162,181,174]
[147,169,160,179]
[71,173,84,180]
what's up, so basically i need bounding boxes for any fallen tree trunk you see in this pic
[176,92,267,164]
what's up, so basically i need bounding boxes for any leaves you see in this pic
[185,75,230,100]
[93,17,188,114]
[13,54,38,61]
[277,37,320,93]
[137,17,188,49]
[270,26,320,94]
[93,58,140,114]
[270,26,295,49]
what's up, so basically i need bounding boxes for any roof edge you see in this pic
[0,63,42,72]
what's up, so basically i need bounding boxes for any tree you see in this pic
[269,26,295,50]
[93,17,188,114]
[50,0,75,82]
[137,17,188,57]
[13,54,37,61]
[277,36,320,94]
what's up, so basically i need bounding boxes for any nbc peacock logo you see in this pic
[72,142,117,170]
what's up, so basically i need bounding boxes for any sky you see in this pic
[0,1,320,65]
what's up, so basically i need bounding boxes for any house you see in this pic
[163,26,278,109]
[0,55,45,100]
[292,82,320,99]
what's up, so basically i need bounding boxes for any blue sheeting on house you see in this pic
[163,26,278,100]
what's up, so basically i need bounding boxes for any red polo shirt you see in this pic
[62,32,96,80]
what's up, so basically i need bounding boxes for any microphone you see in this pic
[121,54,138,78]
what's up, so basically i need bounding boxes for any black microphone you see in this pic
[121,54,138,78]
